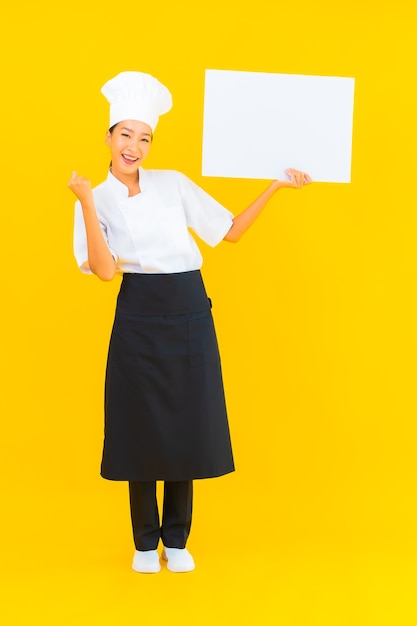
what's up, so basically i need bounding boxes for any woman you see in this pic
[69,71,312,574]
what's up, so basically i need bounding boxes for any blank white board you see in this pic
[202,69,355,183]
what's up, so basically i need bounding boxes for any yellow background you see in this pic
[1,0,416,624]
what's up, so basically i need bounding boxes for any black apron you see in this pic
[101,270,235,481]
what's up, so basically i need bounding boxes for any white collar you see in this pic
[106,167,147,197]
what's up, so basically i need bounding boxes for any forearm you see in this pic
[224,180,281,243]
[81,202,117,281]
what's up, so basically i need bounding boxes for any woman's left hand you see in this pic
[276,168,313,189]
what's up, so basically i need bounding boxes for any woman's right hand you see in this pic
[67,171,94,204]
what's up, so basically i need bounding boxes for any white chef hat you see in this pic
[101,71,172,132]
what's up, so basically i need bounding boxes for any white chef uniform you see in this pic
[74,167,234,274]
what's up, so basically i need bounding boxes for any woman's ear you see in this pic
[105,131,112,147]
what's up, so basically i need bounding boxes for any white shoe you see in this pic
[132,549,161,573]
[162,547,195,572]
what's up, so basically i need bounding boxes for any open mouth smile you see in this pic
[122,154,139,164]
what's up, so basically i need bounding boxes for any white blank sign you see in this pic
[202,70,355,183]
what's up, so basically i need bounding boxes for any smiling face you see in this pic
[105,119,152,182]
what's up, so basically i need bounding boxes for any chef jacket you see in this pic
[74,168,234,274]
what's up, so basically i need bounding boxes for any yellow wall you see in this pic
[1,0,416,623]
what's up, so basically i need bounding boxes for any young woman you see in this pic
[69,71,312,574]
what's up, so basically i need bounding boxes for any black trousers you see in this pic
[129,481,193,551]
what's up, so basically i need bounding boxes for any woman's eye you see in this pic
[141,138,150,143]
[121,133,130,138]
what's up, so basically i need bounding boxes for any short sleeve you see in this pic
[73,201,117,274]
[177,173,234,247]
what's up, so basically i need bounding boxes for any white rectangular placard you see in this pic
[202,69,355,183]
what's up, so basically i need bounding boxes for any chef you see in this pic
[69,70,312,574]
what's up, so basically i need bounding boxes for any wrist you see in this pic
[270,180,283,191]
[80,199,96,212]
